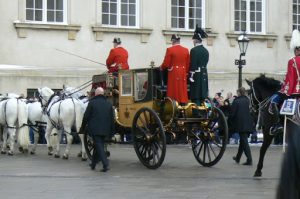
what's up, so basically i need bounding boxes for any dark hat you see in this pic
[216,92,221,97]
[192,24,208,41]
[113,37,121,44]
[171,34,180,41]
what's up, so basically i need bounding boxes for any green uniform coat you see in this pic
[189,44,209,101]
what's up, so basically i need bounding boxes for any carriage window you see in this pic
[134,72,148,101]
[121,73,132,96]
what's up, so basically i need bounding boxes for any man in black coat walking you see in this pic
[228,87,254,165]
[80,87,115,172]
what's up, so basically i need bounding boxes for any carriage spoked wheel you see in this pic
[132,107,166,169]
[83,132,110,160]
[192,107,228,167]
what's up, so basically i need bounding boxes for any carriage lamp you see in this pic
[235,32,250,88]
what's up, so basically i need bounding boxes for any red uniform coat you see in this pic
[106,46,129,73]
[280,56,300,96]
[161,44,190,103]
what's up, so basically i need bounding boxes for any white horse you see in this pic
[38,87,87,160]
[27,100,47,154]
[0,97,30,155]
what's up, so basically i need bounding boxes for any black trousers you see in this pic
[236,132,252,162]
[91,135,109,169]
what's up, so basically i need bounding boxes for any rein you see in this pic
[63,79,92,97]
[250,81,271,111]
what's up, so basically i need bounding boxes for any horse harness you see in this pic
[2,99,27,129]
[43,96,77,136]
[249,81,271,129]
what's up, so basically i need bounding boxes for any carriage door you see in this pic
[118,71,134,127]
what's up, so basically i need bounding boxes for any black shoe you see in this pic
[233,156,240,164]
[89,163,96,170]
[100,167,109,172]
[269,124,283,136]
[242,161,252,166]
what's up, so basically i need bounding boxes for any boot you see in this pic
[269,124,283,136]
[268,102,278,115]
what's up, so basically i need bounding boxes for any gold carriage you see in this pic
[84,65,228,169]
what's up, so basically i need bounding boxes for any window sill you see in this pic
[14,22,81,40]
[226,32,278,48]
[91,26,153,43]
[162,29,218,46]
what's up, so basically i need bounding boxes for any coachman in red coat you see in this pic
[106,38,129,73]
[160,34,190,103]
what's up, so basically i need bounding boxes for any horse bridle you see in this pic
[38,93,48,107]
[249,81,270,112]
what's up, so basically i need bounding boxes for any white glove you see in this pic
[189,72,195,82]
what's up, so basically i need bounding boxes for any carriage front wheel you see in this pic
[192,107,228,167]
[132,107,166,169]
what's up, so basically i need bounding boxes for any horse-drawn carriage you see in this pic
[84,66,228,169]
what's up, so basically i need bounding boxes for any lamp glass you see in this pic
[237,34,250,55]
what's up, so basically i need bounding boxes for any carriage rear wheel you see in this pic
[84,133,110,160]
[192,107,228,167]
[132,107,166,169]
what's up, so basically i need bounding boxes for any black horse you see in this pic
[276,120,300,199]
[246,74,282,177]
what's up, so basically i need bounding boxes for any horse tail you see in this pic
[17,100,30,148]
[74,99,84,132]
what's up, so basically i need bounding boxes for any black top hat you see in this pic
[192,24,208,41]
[113,38,121,44]
[171,34,181,41]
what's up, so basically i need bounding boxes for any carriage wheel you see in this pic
[84,133,110,160]
[192,107,228,167]
[132,107,166,169]
[84,133,94,160]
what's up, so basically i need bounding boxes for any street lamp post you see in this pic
[235,32,250,88]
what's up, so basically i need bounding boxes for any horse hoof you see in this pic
[48,146,53,152]
[8,151,14,156]
[62,155,69,160]
[54,154,60,158]
[1,151,7,154]
[30,151,35,155]
[19,147,24,153]
[81,157,87,161]
[48,152,53,156]
[77,152,82,158]
[253,171,262,177]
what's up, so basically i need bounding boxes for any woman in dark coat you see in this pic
[228,87,254,165]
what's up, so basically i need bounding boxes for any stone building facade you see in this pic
[0,0,296,97]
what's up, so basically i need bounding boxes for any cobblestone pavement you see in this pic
[0,144,282,199]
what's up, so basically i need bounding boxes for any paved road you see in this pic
[0,144,282,199]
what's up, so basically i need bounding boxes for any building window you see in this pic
[293,0,300,30]
[26,0,67,23]
[234,0,265,33]
[102,0,139,28]
[171,0,205,30]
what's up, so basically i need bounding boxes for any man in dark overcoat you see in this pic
[80,87,115,172]
[189,25,209,105]
[229,87,254,165]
